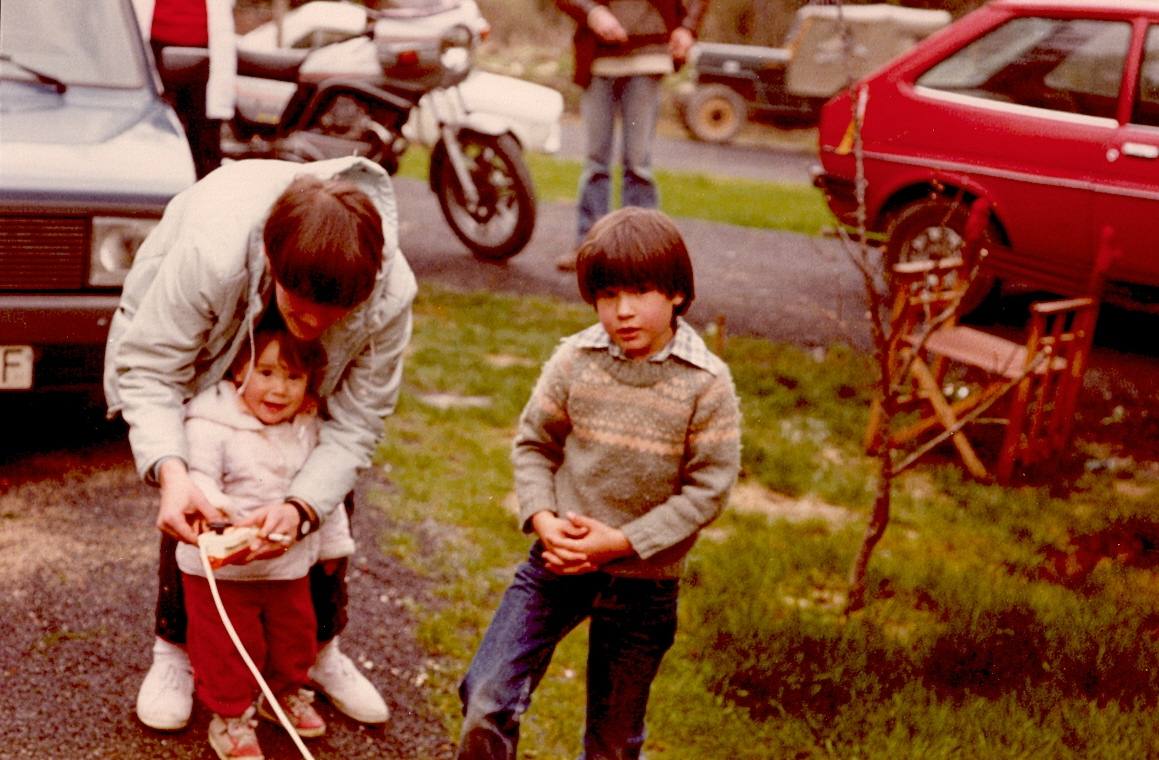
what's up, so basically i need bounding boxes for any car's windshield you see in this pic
[0,0,145,89]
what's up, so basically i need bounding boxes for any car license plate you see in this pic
[1,346,34,390]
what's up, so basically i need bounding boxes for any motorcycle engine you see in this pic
[318,95,375,138]
[283,95,408,172]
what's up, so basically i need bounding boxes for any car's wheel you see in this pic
[885,196,999,316]
[682,84,746,144]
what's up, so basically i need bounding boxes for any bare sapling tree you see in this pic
[825,1,989,614]
[825,0,959,616]
[819,0,892,614]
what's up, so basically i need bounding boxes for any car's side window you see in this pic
[917,17,1130,120]
[1131,26,1159,128]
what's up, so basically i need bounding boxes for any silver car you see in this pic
[0,0,195,394]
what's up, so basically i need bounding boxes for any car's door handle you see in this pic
[1122,142,1159,159]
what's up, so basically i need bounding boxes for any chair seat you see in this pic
[910,326,1064,380]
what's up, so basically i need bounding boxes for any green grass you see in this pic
[397,146,831,236]
[368,285,1159,759]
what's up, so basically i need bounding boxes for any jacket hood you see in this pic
[186,380,320,435]
[185,381,266,431]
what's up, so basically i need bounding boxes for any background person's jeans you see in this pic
[456,547,679,760]
[576,75,663,243]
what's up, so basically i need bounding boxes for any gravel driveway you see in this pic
[0,408,455,759]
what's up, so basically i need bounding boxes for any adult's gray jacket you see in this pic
[104,156,417,520]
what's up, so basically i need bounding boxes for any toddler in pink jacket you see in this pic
[177,323,351,760]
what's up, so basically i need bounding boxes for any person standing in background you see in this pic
[133,0,236,178]
[554,0,709,271]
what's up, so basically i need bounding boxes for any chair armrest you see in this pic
[1031,297,1094,315]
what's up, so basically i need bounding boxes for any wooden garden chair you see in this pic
[866,219,1117,483]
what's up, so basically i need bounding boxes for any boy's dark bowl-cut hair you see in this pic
[264,175,384,308]
[575,207,694,315]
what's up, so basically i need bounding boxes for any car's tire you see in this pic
[884,196,1000,317]
[682,84,747,144]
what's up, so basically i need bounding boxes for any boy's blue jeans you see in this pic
[456,546,679,760]
[576,74,663,243]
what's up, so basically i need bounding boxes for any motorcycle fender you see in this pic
[455,112,514,140]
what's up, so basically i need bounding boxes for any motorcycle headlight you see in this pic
[440,46,470,74]
[90,217,157,287]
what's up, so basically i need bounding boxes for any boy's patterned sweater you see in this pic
[514,320,741,579]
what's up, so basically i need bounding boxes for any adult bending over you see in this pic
[104,156,416,731]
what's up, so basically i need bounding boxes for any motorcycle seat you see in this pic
[236,48,309,83]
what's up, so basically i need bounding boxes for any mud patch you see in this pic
[729,481,856,528]
[1034,517,1159,588]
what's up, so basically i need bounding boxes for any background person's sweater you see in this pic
[514,322,741,579]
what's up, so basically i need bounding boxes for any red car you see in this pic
[813,0,1159,313]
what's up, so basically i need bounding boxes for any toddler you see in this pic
[178,324,353,760]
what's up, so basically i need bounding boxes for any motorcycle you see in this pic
[164,4,539,260]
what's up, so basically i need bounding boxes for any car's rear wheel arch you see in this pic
[881,185,1009,316]
[877,183,1010,247]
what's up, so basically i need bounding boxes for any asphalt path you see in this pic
[400,115,844,345]
[556,114,819,184]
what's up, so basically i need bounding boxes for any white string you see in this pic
[198,541,315,760]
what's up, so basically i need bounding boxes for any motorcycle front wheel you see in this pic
[431,131,536,261]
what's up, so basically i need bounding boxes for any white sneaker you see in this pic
[136,636,194,731]
[308,637,389,724]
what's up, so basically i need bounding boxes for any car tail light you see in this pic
[89,217,156,287]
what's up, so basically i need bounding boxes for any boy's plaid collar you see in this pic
[573,318,717,373]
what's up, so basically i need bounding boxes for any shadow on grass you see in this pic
[709,585,1159,725]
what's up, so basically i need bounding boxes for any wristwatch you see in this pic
[285,497,320,542]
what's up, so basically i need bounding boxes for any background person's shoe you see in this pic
[308,637,389,724]
[136,636,194,731]
[208,706,264,759]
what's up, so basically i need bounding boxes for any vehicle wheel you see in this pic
[682,84,746,144]
[885,196,1000,316]
[433,132,536,261]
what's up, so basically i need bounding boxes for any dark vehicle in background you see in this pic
[814,0,1159,315]
[679,4,949,143]
[0,0,195,395]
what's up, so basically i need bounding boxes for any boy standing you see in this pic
[456,207,741,759]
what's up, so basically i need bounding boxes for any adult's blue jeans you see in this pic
[576,74,663,243]
[456,546,679,760]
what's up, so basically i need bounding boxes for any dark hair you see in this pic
[263,175,384,308]
[230,325,328,394]
[575,207,694,316]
